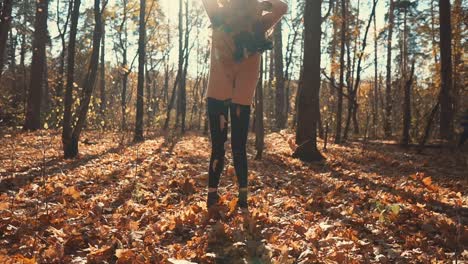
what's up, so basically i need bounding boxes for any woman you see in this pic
[202,0,287,211]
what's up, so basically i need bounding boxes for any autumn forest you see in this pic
[0,0,466,263]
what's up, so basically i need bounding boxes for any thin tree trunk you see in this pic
[174,0,185,131]
[55,0,72,119]
[134,0,146,142]
[274,20,286,129]
[118,0,129,131]
[268,50,275,121]
[42,55,50,115]
[255,57,265,160]
[164,70,180,129]
[372,10,378,138]
[329,1,338,136]
[401,60,415,146]
[20,32,27,114]
[452,0,462,121]
[344,0,378,140]
[335,0,346,144]
[384,0,394,138]
[100,10,106,120]
[62,0,81,157]
[419,102,439,147]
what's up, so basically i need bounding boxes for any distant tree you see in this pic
[274,19,286,129]
[99,0,106,121]
[343,0,378,141]
[384,0,395,138]
[24,0,49,130]
[0,0,13,78]
[402,60,415,146]
[255,57,265,160]
[164,0,185,130]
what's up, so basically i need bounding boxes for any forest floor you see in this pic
[0,129,467,263]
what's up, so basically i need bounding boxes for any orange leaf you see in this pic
[0,202,9,210]
[63,186,80,199]
[422,177,432,186]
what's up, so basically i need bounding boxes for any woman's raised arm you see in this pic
[202,0,221,23]
[260,0,288,31]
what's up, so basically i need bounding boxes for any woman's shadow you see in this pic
[205,209,273,264]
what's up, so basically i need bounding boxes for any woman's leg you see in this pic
[230,102,251,209]
[207,97,230,207]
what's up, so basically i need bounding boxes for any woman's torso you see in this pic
[206,28,261,105]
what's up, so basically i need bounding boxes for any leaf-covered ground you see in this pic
[0,130,467,263]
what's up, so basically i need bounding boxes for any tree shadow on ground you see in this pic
[0,132,167,193]
[260,148,465,260]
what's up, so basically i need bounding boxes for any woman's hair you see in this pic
[213,0,273,61]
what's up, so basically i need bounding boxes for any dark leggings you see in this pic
[207,97,250,189]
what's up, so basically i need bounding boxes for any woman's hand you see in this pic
[259,0,288,32]
[202,0,221,23]
[259,1,273,12]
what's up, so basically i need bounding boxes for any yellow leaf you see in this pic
[228,197,238,213]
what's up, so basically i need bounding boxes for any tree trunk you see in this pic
[24,0,49,131]
[164,70,180,129]
[119,0,129,131]
[62,0,81,157]
[419,102,439,147]
[344,0,378,141]
[268,50,275,121]
[329,1,338,136]
[384,0,394,138]
[274,20,286,129]
[335,0,346,144]
[438,0,454,140]
[8,30,18,106]
[293,0,324,162]
[134,0,146,142]
[63,0,103,158]
[401,60,415,146]
[20,32,27,114]
[179,0,189,132]
[255,56,265,160]
[174,0,185,131]
[42,55,50,115]
[100,9,106,121]
[372,10,378,138]
[452,0,462,120]
[0,0,13,79]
